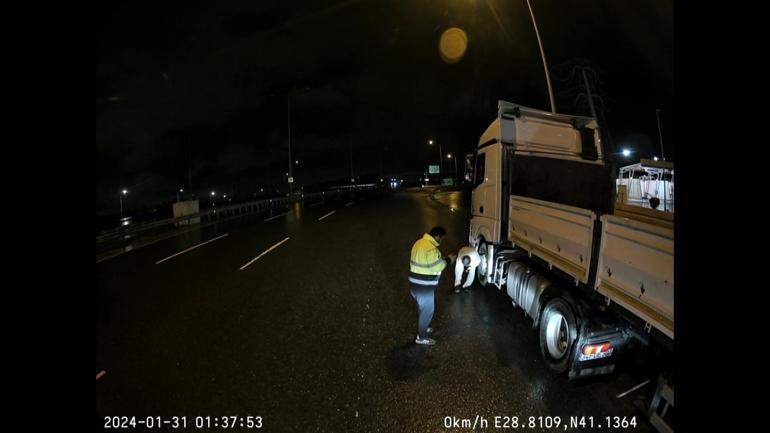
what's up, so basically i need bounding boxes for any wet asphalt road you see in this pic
[96,187,654,432]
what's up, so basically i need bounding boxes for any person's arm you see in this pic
[429,248,449,273]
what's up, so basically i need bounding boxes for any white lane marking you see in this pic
[239,237,291,270]
[96,224,208,264]
[155,233,230,264]
[264,212,289,222]
[96,370,106,381]
[345,202,353,207]
[318,211,335,221]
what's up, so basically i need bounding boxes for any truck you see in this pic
[467,101,674,387]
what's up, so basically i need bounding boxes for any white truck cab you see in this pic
[467,101,673,393]
[470,101,606,286]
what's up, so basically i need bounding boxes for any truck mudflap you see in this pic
[569,320,631,380]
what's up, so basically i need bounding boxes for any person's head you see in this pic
[462,256,471,267]
[428,226,447,243]
[649,197,660,210]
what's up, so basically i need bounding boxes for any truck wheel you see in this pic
[539,297,578,374]
[476,239,489,287]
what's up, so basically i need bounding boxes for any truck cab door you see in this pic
[471,144,501,244]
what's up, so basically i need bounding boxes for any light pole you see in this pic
[286,87,311,197]
[349,139,354,183]
[656,109,666,161]
[524,0,556,114]
[447,154,458,184]
[429,139,443,178]
[287,95,293,196]
[119,189,128,219]
[177,188,184,202]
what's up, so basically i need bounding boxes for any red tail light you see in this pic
[582,342,612,355]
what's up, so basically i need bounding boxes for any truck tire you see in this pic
[539,297,578,374]
[476,239,489,287]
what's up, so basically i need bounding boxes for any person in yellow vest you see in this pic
[409,226,456,345]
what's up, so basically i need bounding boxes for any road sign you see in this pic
[428,165,440,174]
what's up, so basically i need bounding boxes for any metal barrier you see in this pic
[96,184,382,245]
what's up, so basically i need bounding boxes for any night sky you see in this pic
[96,0,672,216]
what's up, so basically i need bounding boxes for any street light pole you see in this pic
[349,138,354,183]
[656,109,666,161]
[525,0,556,114]
[448,154,458,184]
[581,67,598,120]
[287,95,293,197]
[439,142,443,175]
[119,189,127,219]
[428,139,442,180]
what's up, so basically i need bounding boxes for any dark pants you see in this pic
[410,283,436,339]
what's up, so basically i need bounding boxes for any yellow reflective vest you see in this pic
[409,233,448,286]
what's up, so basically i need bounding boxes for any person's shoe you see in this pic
[454,287,461,293]
[415,336,436,346]
[427,327,434,334]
